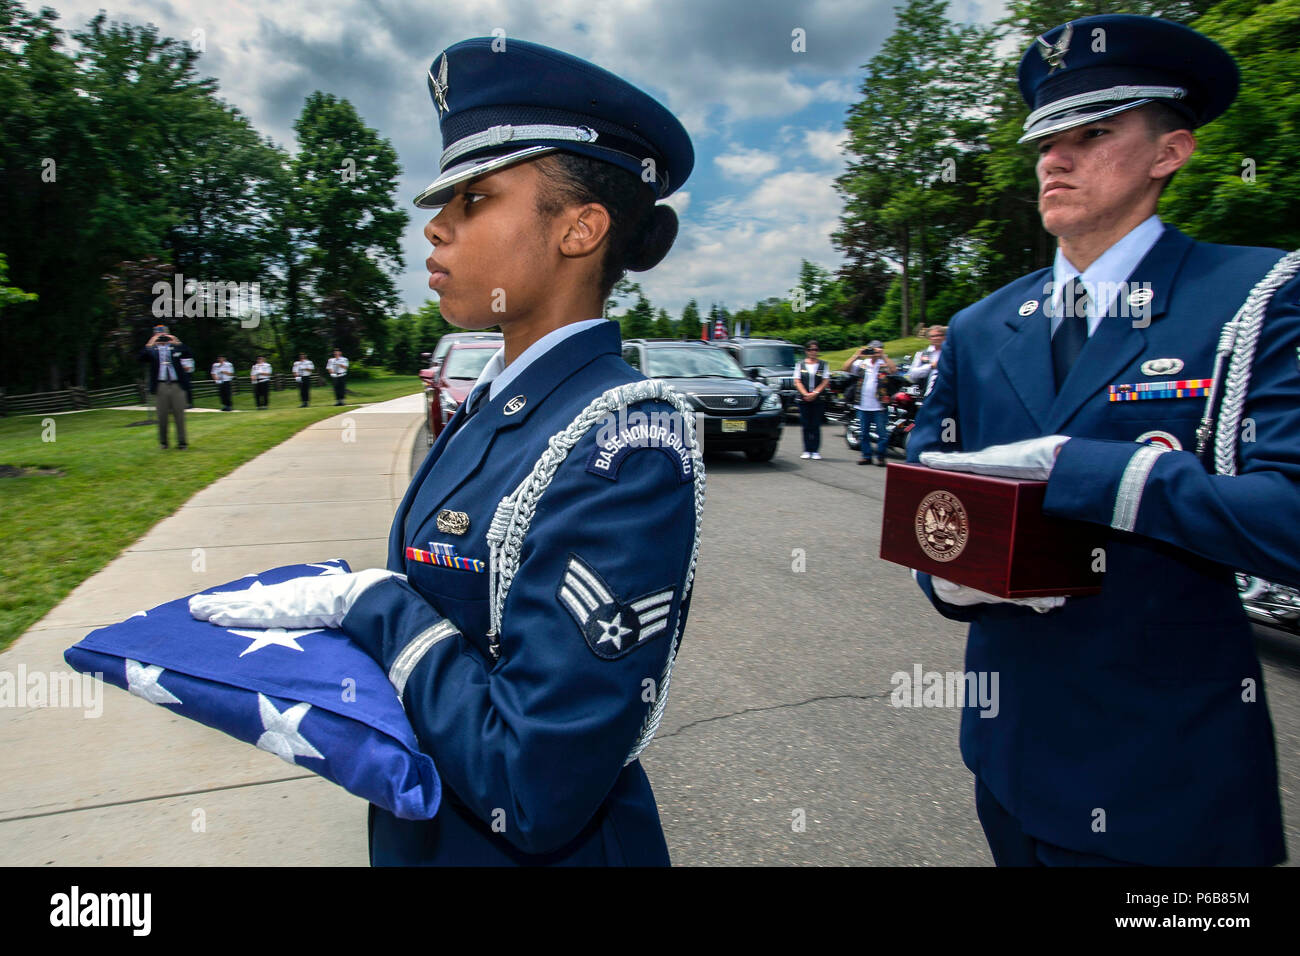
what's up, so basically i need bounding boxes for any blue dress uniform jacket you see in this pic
[341,321,698,865]
[907,225,1295,865]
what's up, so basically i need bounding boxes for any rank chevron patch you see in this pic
[557,553,675,660]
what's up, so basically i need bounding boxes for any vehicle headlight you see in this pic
[760,391,781,411]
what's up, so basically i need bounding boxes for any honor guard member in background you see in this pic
[326,348,349,405]
[140,324,192,449]
[250,355,272,409]
[292,352,315,407]
[211,354,235,411]
[907,15,1298,866]
[190,36,703,865]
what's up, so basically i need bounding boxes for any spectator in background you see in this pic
[292,352,315,407]
[326,348,349,406]
[139,324,192,450]
[211,354,234,411]
[181,355,196,408]
[793,340,830,460]
[908,325,947,391]
[251,355,272,409]
[844,339,897,466]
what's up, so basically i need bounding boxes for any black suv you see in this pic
[713,337,804,415]
[623,339,784,462]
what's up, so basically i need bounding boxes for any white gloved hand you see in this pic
[930,574,1065,614]
[919,435,1070,480]
[189,568,399,629]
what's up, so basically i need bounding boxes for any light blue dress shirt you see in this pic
[1050,214,1165,337]
[443,318,610,449]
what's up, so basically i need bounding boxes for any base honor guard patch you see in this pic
[1109,378,1212,401]
[557,553,675,660]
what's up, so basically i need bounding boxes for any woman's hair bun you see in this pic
[625,204,679,272]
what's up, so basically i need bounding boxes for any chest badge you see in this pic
[503,395,526,416]
[1141,357,1184,376]
[1018,300,1039,316]
[436,509,470,536]
[1136,430,1182,451]
[1128,287,1155,309]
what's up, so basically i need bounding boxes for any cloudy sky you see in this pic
[28,0,1007,319]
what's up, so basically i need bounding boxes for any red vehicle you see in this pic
[421,339,501,443]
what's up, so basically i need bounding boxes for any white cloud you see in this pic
[662,190,691,216]
[714,148,781,180]
[803,128,849,165]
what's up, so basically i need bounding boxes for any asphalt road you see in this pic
[412,416,1300,866]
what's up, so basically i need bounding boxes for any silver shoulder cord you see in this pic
[483,380,707,765]
[1196,250,1300,474]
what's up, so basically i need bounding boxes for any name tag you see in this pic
[1109,378,1212,402]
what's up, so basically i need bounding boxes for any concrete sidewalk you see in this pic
[0,395,427,865]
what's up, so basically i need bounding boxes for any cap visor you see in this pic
[412,146,558,208]
[1018,100,1151,144]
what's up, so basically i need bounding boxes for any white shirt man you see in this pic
[250,360,272,383]
[908,326,948,385]
[211,357,235,411]
[326,354,349,377]
[853,357,885,412]
[292,357,315,380]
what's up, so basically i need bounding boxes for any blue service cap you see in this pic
[413,37,694,209]
[1017,15,1238,144]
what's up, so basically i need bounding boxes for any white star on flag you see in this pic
[228,627,322,657]
[307,562,346,575]
[255,694,323,764]
[125,659,182,706]
[595,613,633,650]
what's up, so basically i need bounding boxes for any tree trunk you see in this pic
[899,227,911,339]
[918,221,928,329]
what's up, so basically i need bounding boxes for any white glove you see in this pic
[930,574,1065,614]
[920,435,1070,481]
[189,568,399,629]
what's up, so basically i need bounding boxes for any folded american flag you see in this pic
[64,560,441,821]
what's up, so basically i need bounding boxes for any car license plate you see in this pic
[721,419,746,432]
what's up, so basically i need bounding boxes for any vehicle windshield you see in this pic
[435,334,499,363]
[645,347,747,379]
[442,347,498,380]
[743,345,802,367]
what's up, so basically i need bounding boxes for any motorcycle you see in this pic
[845,371,921,458]
[1237,574,1300,634]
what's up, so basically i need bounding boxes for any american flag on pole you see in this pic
[712,318,727,340]
[63,560,442,820]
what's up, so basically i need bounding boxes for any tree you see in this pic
[680,299,701,336]
[619,293,655,339]
[835,0,998,335]
[288,92,407,358]
[1160,0,1300,249]
[652,307,674,338]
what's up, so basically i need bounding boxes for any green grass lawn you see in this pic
[0,371,422,649]
[821,337,929,367]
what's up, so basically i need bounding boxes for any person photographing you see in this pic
[140,324,192,449]
[844,340,897,466]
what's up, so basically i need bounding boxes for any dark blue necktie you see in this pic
[1052,277,1089,391]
